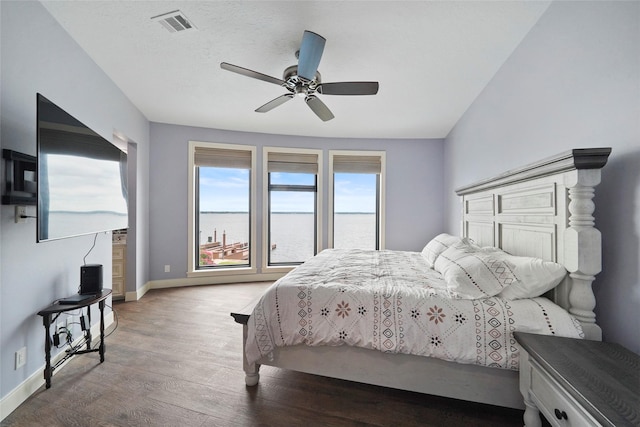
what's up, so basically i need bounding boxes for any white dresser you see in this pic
[112,233,126,299]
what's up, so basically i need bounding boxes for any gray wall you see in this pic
[444,1,640,352]
[149,123,445,280]
[0,1,150,400]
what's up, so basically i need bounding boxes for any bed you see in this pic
[231,147,611,409]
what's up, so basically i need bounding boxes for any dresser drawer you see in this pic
[112,278,124,298]
[530,361,600,427]
[112,245,125,260]
[112,262,124,278]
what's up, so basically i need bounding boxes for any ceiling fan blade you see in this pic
[297,31,326,82]
[255,94,294,113]
[305,95,334,121]
[220,62,285,86]
[317,82,379,96]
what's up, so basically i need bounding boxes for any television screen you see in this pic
[37,94,128,242]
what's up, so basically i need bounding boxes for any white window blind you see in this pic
[332,155,382,174]
[268,152,318,174]
[194,146,252,168]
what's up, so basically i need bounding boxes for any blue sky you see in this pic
[199,168,376,213]
[333,173,377,213]
[199,167,250,212]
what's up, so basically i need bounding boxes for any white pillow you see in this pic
[434,245,567,300]
[496,251,567,300]
[421,233,472,268]
[434,245,513,298]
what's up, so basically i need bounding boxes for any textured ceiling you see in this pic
[41,1,551,139]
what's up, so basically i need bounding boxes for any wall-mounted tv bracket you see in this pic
[2,149,37,206]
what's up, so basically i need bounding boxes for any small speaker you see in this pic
[80,264,103,295]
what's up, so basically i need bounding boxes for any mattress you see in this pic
[245,249,584,370]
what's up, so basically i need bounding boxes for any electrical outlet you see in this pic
[15,206,26,223]
[164,264,171,273]
[15,347,26,369]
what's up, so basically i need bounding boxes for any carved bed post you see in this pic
[564,169,604,341]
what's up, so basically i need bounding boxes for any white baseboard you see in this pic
[125,281,151,301]
[0,312,115,422]
[145,273,282,293]
[124,273,280,302]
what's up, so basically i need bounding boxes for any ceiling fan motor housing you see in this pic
[284,65,321,87]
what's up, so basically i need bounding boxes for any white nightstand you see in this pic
[514,332,639,427]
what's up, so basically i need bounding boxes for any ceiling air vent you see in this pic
[151,10,196,33]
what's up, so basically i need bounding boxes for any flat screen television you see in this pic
[37,93,128,242]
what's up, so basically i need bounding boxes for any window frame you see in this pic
[187,141,257,277]
[262,146,323,273]
[328,150,386,250]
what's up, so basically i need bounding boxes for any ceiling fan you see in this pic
[220,30,379,122]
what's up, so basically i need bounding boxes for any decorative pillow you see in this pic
[434,245,567,300]
[434,245,513,298]
[495,251,567,300]
[421,233,473,268]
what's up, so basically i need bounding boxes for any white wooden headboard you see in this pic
[456,148,611,341]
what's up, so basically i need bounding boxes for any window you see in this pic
[264,148,322,268]
[329,151,385,250]
[188,142,256,275]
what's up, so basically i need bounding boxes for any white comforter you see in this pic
[246,249,584,370]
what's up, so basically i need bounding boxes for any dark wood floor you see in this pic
[2,282,525,426]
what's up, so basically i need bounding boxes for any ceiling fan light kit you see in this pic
[221,30,379,122]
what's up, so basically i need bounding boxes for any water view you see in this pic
[198,212,375,266]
